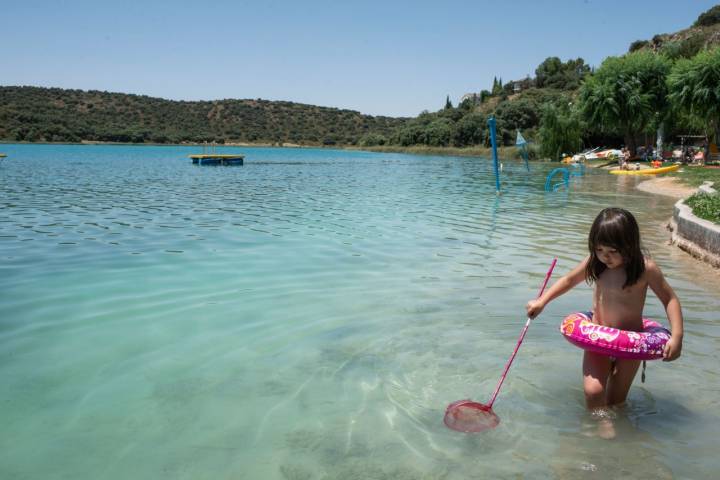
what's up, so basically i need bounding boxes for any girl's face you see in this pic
[595,244,624,269]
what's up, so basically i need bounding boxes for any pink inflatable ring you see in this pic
[560,312,671,360]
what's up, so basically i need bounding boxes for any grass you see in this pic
[667,165,720,187]
[355,144,531,160]
[685,192,720,223]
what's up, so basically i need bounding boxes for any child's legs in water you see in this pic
[606,358,641,406]
[583,351,640,408]
[583,351,612,409]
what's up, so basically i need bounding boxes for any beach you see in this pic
[636,176,698,198]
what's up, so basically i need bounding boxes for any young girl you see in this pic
[526,207,684,410]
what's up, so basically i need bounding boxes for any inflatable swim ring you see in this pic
[560,312,671,360]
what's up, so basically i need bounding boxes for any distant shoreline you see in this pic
[349,144,525,159]
[0,140,531,160]
[0,140,315,148]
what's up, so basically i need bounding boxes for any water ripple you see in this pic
[0,145,718,479]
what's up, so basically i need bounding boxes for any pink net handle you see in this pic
[486,258,557,408]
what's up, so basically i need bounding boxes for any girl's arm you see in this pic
[526,256,589,318]
[646,259,684,361]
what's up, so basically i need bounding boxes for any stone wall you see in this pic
[668,182,720,268]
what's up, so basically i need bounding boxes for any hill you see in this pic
[629,15,720,58]
[0,86,407,146]
[385,4,720,156]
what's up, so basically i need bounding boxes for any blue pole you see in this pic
[488,116,500,193]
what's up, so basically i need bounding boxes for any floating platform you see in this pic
[190,154,244,166]
[0,154,6,158]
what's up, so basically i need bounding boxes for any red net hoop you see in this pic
[444,399,500,433]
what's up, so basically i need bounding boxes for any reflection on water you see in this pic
[0,144,718,479]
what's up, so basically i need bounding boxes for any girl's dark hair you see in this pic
[585,207,645,288]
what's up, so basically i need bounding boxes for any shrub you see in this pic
[694,5,720,27]
[513,143,539,160]
[661,34,707,59]
[452,113,486,147]
[424,119,453,146]
[359,133,386,147]
[685,192,720,223]
[629,40,649,53]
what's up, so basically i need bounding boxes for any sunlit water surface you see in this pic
[1,145,718,479]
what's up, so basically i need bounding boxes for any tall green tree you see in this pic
[538,103,584,160]
[444,95,453,109]
[668,48,720,143]
[492,77,503,95]
[535,57,590,89]
[535,57,563,88]
[579,51,671,152]
[452,112,486,147]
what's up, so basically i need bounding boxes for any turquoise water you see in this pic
[1,144,718,479]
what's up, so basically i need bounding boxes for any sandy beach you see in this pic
[635,176,697,199]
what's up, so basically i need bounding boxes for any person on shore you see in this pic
[525,208,684,435]
[620,147,630,169]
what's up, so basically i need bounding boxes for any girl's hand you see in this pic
[526,300,545,319]
[663,335,683,361]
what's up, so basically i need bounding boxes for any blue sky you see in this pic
[1,0,717,117]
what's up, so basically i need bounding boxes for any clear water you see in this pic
[1,144,718,479]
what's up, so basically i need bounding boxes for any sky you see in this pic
[1,0,718,117]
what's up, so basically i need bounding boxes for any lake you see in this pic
[1,144,718,479]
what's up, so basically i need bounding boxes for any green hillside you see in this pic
[380,4,720,159]
[0,86,407,145]
[629,6,720,57]
[3,5,719,153]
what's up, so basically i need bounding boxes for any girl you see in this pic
[526,207,684,410]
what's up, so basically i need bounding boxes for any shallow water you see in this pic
[1,144,718,479]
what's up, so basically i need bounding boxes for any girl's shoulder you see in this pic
[642,257,664,279]
[643,256,659,270]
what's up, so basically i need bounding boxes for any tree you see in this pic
[453,112,486,147]
[425,119,453,146]
[668,48,720,142]
[458,96,476,111]
[535,57,563,88]
[535,56,590,90]
[562,58,591,90]
[444,95,453,110]
[538,103,584,160]
[579,51,671,152]
[495,98,539,132]
[492,77,503,95]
